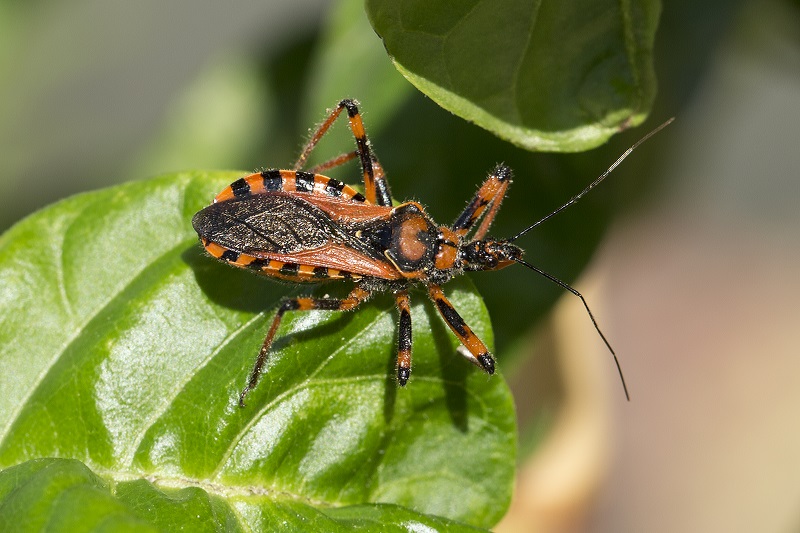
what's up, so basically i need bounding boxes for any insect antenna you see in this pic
[507,118,675,243]
[513,257,630,401]
[503,120,675,401]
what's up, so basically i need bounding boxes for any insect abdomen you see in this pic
[214,169,367,203]
[199,239,362,282]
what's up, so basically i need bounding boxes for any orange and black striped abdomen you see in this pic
[198,239,365,282]
[214,169,367,204]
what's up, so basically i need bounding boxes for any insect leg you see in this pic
[427,285,495,375]
[394,290,412,385]
[367,155,391,207]
[294,99,393,207]
[306,150,358,174]
[239,286,373,407]
[451,164,512,240]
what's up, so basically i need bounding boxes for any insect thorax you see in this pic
[383,203,466,285]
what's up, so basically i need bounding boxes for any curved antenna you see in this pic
[508,118,674,243]
[514,257,630,401]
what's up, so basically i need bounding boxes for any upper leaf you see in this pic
[0,172,515,529]
[366,0,660,151]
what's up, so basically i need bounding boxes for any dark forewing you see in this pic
[192,193,341,255]
[192,189,400,275]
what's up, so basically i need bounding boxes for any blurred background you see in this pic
[1,0,799,531]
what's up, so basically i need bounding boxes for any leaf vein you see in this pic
[124,311,268,465]
[209,310,388,479]
[0,236,194,446]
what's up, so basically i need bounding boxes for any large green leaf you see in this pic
[0,172,515,529]
[0,458,488,532]
[366,0,660,151]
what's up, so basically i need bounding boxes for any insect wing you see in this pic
[193,193,336,255]
[192,192,401,279]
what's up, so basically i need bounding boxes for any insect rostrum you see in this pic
[193,99,659,406]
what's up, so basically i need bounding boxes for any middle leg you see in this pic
[427,285,495,375]
[394,290,412,385]
[239,285,373,406]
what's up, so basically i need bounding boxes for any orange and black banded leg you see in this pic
[452,164,513,240]
[427,285,495,375]
[306,153,390,204]
[239,286,372,407]
[306,150,358,175]
[394,290,412,385]
[294,99,393,207]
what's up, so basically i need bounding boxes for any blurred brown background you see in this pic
[500,0,800,531]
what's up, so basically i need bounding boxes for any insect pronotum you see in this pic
[192,99,672,406]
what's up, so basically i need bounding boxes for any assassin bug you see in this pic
[192,99,671,406]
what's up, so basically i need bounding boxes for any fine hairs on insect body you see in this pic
[193,98,672,406]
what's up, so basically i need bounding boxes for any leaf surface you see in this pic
[0,172,515,529]
[367,0,660,151]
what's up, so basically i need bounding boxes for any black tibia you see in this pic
[395,290,412,385]
[292,98,393,208]
[427,285,495,375]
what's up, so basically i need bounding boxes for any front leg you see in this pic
[452,164,512,240]
[427,285,495,375]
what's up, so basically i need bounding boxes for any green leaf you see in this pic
[0,458,488,532]
[0,459,158,533]
[0,172,515,529]
[366,0,660,151]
